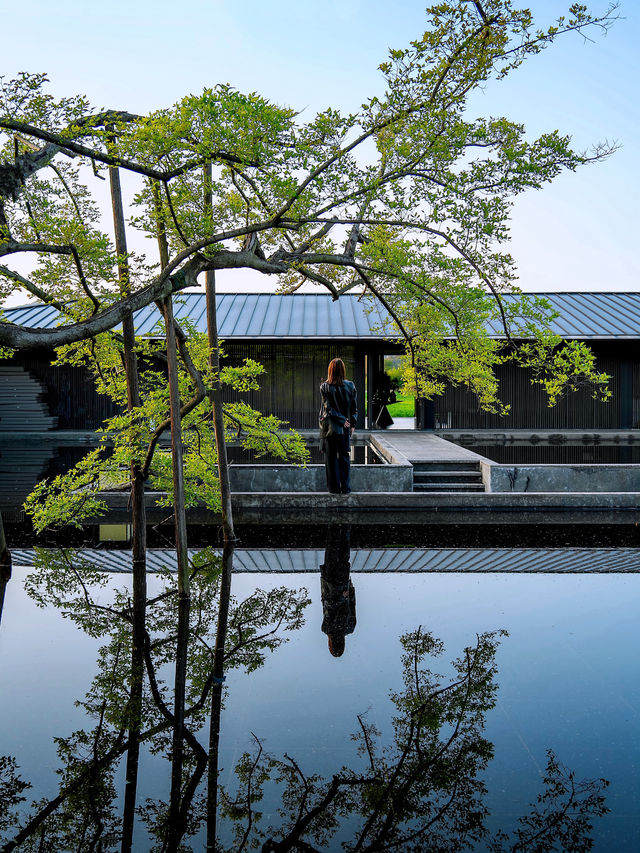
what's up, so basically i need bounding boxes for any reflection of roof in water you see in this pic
[10,548,640,573]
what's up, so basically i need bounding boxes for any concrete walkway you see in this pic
[373,431,491,465]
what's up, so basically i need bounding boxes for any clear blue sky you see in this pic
[2,0,638,294]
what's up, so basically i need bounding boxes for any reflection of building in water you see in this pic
[320,525,356,657]
[0,444,90,512]
[0,445,55,511]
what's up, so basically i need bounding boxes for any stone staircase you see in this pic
[412,461,485,493]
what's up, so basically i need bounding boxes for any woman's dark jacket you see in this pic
[319,380,358,435]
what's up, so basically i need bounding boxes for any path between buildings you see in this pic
[373,430,491,466]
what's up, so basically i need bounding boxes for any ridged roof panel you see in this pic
[11,547,640,573]
[4,292,640,339]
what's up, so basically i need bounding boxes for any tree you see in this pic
[0,1,618,557]
[0,1,616,376]
[0,6,619,842]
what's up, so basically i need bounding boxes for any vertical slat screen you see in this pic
[433,345,626,430]
[222,344,358,428]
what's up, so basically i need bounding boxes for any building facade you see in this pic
[2,292,639,432]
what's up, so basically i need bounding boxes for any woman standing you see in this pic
[319,358,358,494]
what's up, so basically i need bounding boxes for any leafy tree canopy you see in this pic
[0,1,618,410]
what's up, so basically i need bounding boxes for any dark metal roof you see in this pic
[483,292,640,339]
[3,292,640,340]
[1,293,394,340]
[11,547,640,573]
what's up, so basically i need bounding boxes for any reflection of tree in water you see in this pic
[0,509,9,627]
[225,629,608,853]
[0,548,309,852]
[0,550,608,852]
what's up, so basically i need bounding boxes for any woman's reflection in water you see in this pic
[320,524,356,656]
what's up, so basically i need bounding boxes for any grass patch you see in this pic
[387,394,415,418]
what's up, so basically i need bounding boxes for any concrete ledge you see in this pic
[228,491,640,510]
[440,429,640,445]
[95,489,640,527]
[228,462,413,493]
[487,464,640,493]
[367,433,412,466]
[226,491,640,526]
[227,432,414,493]
[99,489,640,510]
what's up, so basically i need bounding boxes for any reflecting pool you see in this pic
[1,541,638,851]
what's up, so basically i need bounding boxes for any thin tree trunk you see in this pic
[0,510,9,628]
[205,270,235,544]
[202,163,236,850]
[108,162,147,853]
[163,294,192,842]
[203,164,235,544]
[152,179,190,591]
[162,295,190,589]
[0,509,10,580]
[206,540,234,853]
[150,177,193,849]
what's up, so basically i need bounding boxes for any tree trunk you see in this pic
[166,595,191,853]
[202,165,236,850]
[202,163,235,544]
[163,293,192,839]
[0,510,9,628]
[0,509,10,580]
[206,540,234,853]
[152,180,189,595]
[414,396,435,430]
[205,270,235,544]
[108,162,147,853]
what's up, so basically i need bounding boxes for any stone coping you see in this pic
[90,490,640,527]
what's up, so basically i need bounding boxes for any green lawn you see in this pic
[387,393,415,418]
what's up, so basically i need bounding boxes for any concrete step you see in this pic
[414,482,486,492]
[412,459,484,492]
[412,461,481,472]
[413,470,483,483]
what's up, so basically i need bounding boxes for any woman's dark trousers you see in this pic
[325,431,351,493]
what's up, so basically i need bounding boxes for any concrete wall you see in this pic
[228,434,414,493]
[486,463,640,493]
[229,462,414,493]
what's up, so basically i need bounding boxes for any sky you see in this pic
[2,0,638,299]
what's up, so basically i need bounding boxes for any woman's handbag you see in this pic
[319,401,335,448]
[319,414,335,440]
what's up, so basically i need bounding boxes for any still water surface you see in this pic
[1,549,638,851]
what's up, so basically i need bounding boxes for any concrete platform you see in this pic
[373,431,493,465]
[3,430,640,526]
[92,488,640,526]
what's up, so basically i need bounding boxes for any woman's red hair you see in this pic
[327,358,345,386]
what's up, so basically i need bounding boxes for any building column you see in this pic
[620,359,633,429]
[415,397,435,430]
